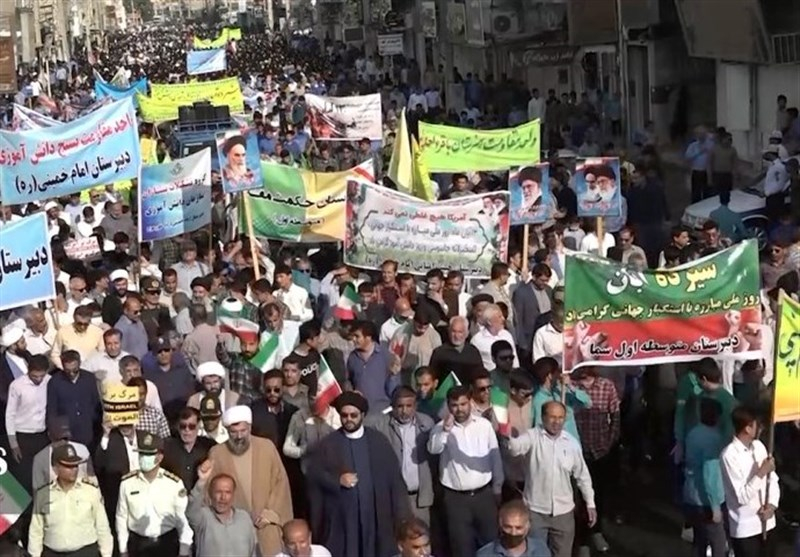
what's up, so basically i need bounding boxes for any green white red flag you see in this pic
[314,355,342,413]
[0,469,30,535]
[334,283,359,321]
[490,386,510,436]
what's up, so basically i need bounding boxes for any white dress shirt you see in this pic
[721,437,780,539]
[275,546,332,557]
[532,324,563,363]
[116,469,193,553]
[5,374,51,440]
[24,328,57,356]
[274,283,314,322]
[428,415,504,493]
[470,327,519,371]
[84,351,130,384]
[507,426,595,516]
[579,233,616,257]
[380,317,405,346]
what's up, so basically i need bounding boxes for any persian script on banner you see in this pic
[102,384,140,426]
[418,119,540,173]
[137,77,244,122]
[0,213,56,311]
[94,77,148,104]
[0,97,141,204]
[563,241,762,372]
[774,293,800,423]
[345,179,509,277]
[305,93,383,141]
[138,149,212,242]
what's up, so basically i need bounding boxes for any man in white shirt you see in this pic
[84,328,129,385]
[273,264,314,323]
[274,519,332,557]
[532,300,565,363]
[720,406,780,557]
[470,304,520,371]
[504,400,596,557]
[5,354,52,493]
[23,308,57,357]
[527,88,546,123]
[408,87,428,113]
[428,385,503,557]
[380,298,414,346]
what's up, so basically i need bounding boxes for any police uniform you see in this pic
[115,432,193,557]
[27,444,114,557]
[199,394,229,444]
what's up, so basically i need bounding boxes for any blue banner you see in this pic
[0,213,56,311]
[0,97,142,205]
[139,149,213,242]
[186,49,227,76]
[94,76,148,104]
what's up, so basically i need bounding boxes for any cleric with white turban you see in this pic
[187,361,240,413]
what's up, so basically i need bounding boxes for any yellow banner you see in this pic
[193,27,242,49]
[137,77,244,122]
[102,384,140,426]
[775,293,800,422]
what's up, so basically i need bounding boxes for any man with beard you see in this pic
[206,405,294,556]
[101,269,136,327]
[366,387,435,523]
[188,361,240,412]
[306,391,411,557]
[1,327,30,420]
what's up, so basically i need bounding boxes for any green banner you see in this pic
[563,240,762,371]
[418,119,540,172]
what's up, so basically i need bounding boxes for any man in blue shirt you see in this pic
[685,127,713,202]
[709,190,746,243]
[683,398,726,557]
[477,500,551,557]
[46,350,102,448]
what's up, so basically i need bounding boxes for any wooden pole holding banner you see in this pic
[762,290,785,539]
[242,193,261,280]
[522,224,530,275]
[596,217,604,256]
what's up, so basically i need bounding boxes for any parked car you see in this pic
[681,156,799,248]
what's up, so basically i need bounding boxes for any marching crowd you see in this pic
[2,21,800,557]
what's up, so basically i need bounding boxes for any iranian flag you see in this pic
[490,386,511,436]
[250,331,281,372]
[314,355,342,413]
[334,283,359,321]
[0,471,31,535]
[217,300,260,344]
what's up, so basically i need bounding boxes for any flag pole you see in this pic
[522,224,529,275]
[242,193,261,280]
[762,289,784,539]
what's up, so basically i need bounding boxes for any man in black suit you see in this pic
[512,263,554,367]
[93,423,138,535]
[161,406,215,491]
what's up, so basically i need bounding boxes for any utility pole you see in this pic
[615,0,631,146]
[266,0,273,31]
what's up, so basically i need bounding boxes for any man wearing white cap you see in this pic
[187,361,240,413]
[2,326,29,388]
[207,405,293,557]
[44,200,70,239]
[101,269,136,328]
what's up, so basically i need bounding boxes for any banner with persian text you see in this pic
[11,103,59,130]
[186,49,227,75]
[774,293,800,423]
[193,27,241,49]
[138,149,212,242]
[245,160,374,243]
[418,119,540,172]
[136,77,244,122]
[0,213,56,311]
[563,240,762,372]
[345,179,510,277]
[305,93,383,140]
[0,97,141,205]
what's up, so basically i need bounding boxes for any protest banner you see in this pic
[137,77,244,122]
[575,157,622,218]
[245,160,374,243]
[63,236,102,260]
[102,384,140,426]
[345,178,509,277]
[0,213,56,311]
[563,240,761,372]
[0,97,141,205]
[418,119,540,172]
[305,93,382,140]
[509,162,552,225]
[773,292,800,422]
[216,129,263,193]
[11,103,60,130]
[93,76,148,104]
[193,27,241,49]
[186,48,227,75]
[139,149,212,242]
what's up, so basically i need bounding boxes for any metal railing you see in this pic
[772,32,800,64]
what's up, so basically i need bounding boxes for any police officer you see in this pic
[28,443,113,557]
[115,432,193,557]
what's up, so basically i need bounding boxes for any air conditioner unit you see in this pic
[491,10,520,39]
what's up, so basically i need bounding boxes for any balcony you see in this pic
[772,32,800,64]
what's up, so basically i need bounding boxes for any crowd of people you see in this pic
[2,19,800,557]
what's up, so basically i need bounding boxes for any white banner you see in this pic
[11,103,60,130]
[186,49,228,76]
[305,93,383,141]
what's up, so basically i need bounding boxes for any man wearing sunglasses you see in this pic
[162,407,216,491]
